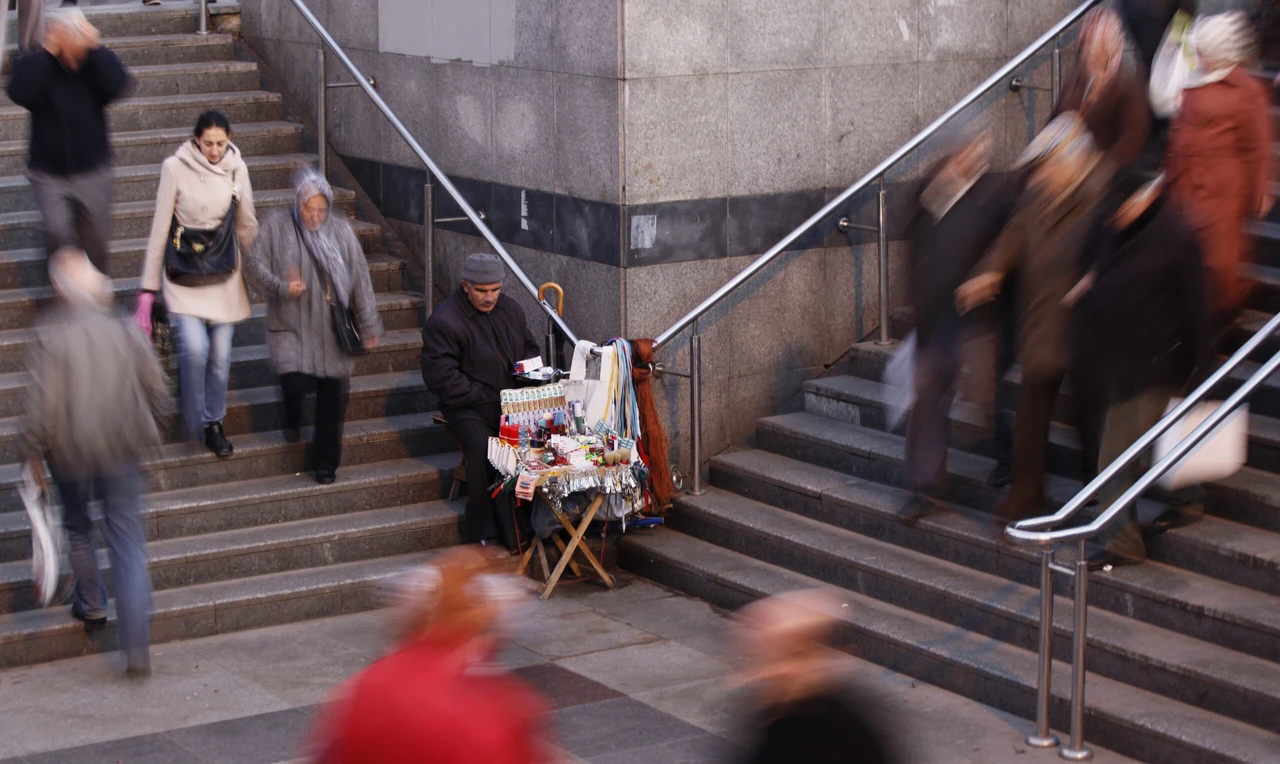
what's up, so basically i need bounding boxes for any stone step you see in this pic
[752,412,1280,662]
[0,498,465,615]
[0,153,317,211]
[1250,220,1280,270]
[5,33,237,67]
[1243,263,1280,314]
[0,322,424,422]
[668,486,1280,732]
[0,186,355,255]
[619,530,1280,764]
[0,120,303,177]
[0,545,513,670]
[0,89,284,143]
[13,2,242,38]
[0,410,450,523]
[0,60,260,109]
[0,452,456,566]
[0,364,432,465]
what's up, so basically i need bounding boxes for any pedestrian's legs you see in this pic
[989,287,1019,482]
[312,376,348,475]
[1096,390,1170,561]
[16,0,43,54]
[51,468,107,619]
[1003,372,1064,519]
[906,339,956,492]
[202,321,234,426]
[445,416,500,544]
[98,465,152,673]
[172,314,210,441]
[1071,379,1107,485]
[28,171,78,258]
[68,166,113,273]
[278,372,311,434]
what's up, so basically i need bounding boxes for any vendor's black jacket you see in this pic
[1071,194,1210,402]
[905,172,1018,346]
[420,287,540,425]
[7,48,129,177]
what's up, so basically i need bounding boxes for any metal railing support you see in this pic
[876,176,890,345]
[1051,35,1063,110]
[316,47,327,177]
[424,177,434,312]
[689,321,704,496]
[1028,549,1059,749]
[197,0,209,35]
[1061,541,1092,761]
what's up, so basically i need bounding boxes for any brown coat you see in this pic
[1166,67,1273,318]
[1055,71,1151,170]
[970,162,1113,382]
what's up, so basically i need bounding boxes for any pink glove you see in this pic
[134,292,155,341]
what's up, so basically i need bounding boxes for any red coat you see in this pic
[311,633,552,764]
[1166,68,1274,318]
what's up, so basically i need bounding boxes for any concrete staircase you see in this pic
[619,97,1280,764]
[0,3,476,670]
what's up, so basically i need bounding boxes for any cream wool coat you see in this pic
[141,140,259,323]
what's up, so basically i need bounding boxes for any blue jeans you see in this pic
[53,465,152,672]
[172,314,234,440]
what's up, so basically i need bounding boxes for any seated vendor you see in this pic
[421,253,541,554]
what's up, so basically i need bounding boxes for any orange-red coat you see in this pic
[1166,68,1273,319]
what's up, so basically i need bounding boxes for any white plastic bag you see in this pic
[18,463,62,608]
[1153,399,1248,490]
[884,332,917,431]
[566,340,617,432]
[1149,11,1195,119]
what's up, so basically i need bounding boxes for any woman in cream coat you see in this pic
[135,110,258,458]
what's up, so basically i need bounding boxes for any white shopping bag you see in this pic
[1153,399,1248,490]
[1149,11,1195,119]
[18,463,62,608]
[884,332,916,431]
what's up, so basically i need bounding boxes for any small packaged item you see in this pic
[514,356,545,375]
[515,472,539,502]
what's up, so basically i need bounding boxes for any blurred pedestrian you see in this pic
[309,547,553,764]
[956,114,1113,520]
[245,167,382,485]
[1071,173,1212,570]
[1055,7,1152,171]
[22,249,170,678]
[136,110,258,459]
[7,9,127,272]
[734,590,895,764]
[1118,0,1197,76]
[903,131,1017,522]
[1166,11,1273,330]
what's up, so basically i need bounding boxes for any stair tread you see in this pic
[0,120,303,159]
[0,186,356,228]
[677,485,1280,709]
[757,412,1280,636]
[622,529,1280,762]
[0,153,317,192]
[0,89,281,122]
[4,33,236,53]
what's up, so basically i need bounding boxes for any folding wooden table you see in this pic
[519,493,615,599]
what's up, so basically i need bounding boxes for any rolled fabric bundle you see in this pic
[631,339,677,510]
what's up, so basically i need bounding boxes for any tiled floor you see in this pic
[0,573,1137,763]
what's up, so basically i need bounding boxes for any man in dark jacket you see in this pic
[421,253,540,553]
[903,132,1017,520]
[1069,172,1210,569]
[7,10,128,272]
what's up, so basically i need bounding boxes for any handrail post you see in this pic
[317,47,327,178]
[1061,540,1093,761]
[1028,549,1059,749]
[1051,35,1062,109]
[424,176,434,312]
[197,0,209,36]
[876,176,890,345]
[689,321,705,496]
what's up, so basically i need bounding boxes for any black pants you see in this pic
[1005,372,1065,518]
[280,373,348,474]
[446,415,520,549]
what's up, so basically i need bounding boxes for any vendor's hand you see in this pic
[1062,271,1095,308]
[362,335,380,350]
[133,292,155,341]
[956,272,1003,315]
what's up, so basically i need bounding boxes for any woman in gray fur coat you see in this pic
[246,168,382,484]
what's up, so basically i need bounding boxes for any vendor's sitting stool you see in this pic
[431,414,467,501]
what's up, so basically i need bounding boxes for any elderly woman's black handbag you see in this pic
[164,196,240,287]
[324,278,364,355]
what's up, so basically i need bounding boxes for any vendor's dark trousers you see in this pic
[446,416,520,550]
[280,373,348,474]
[1003,371,1064,519]
[28,165,112,272]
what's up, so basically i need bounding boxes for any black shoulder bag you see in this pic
[163,168,240,287]
[292,221,365,356]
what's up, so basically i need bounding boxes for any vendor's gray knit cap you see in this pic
[461,253,505,285]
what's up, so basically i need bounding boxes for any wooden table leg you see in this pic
[518,537,539,576]
[536,537,552,580]
[551,533,584,578]
[541,494,607,600]
[555,508,614,589]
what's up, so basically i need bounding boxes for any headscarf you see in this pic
[49,248,111,312]
[1077,8,1126,106]
[1188,12,1255,87]
[291,167,352,307]
[385,547,533,646]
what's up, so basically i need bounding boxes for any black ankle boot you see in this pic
[204,422,233,459]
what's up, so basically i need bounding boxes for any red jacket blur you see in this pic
[311,631,552,764]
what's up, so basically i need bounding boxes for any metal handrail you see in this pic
[281,0,581,346]
[652,0,1101,350]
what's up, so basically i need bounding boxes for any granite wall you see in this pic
[240,0,1084,468]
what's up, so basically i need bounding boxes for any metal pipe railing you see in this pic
[282,0,580,345]
[651,0,1101,351]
